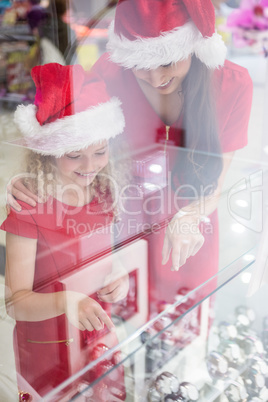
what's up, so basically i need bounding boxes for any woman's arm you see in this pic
[162,151,234,270]
[5,232,114,331]
[6,174,39,212]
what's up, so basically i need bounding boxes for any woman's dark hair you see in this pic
[172,55,223,198]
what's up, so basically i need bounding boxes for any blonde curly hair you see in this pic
[22,145,127,217]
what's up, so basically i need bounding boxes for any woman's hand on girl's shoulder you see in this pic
[162,214,205,271]
[65,291,115,332]
[6,175,40,212]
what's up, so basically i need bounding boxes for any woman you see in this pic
[1,63,127,398]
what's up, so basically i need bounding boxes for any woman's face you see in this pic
[132,57,192,95]
[55,141,109,188]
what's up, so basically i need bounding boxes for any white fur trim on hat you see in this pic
[107,21,227,70]
[13,98,125,157]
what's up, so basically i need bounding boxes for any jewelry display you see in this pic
[224,377,248,401]
[154,372,180,396]
[206,351,229,379]
[218,339,243,368]
[147,386,162,402]
[237,334,264,358]
[164,394,184,401]
[177,381,199,401]
[218,321,238,340]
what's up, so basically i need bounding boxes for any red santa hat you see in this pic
[107,0,227,70]
[11,63,125,157]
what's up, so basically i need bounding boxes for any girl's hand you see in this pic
[65,291,115,332]
[97,274,129,303]
[162,214,205,271]
[6,175,39,212]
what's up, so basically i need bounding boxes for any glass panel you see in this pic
[45,261,268,401]
[1,1,267,400]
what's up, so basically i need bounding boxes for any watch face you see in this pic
[225,384,240,401]
[219,322,237,339]
[207,351,228,378]
[237,314,250,328]
[170,377,180,394]
[179,382,199,400]
[254,373,265,388]
[219,340,241,363]
[250,355,268,375]
[218,358,228,374]
[225,378,248,402]
[243,337,264,356]
[155,372,179,395]
[255,339,264,355]
[148,387,162,402]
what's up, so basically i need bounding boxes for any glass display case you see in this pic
[13,144,268,402]
[41,256,268,402]
[0,1,266,401]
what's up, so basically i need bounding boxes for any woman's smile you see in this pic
[157,77,175,90]
[132,57,191,95]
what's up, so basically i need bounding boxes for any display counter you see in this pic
[8,145,268,401]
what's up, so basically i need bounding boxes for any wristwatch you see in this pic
[155,372,180,395]
[224,377,248,401]
[206,351,228,379]
[218,340,242,367]
[236,314,251,331]
[147,386,162,402]
[218,321,238,340]
[178,381,199,401]
[237,334,264,357]
[244,367,265,396]
[250,356,268,376]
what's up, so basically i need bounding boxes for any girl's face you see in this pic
[132,57,192,95]
[55,141,109,188]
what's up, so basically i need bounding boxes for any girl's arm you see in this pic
[162,152,234,270]
[5,232,114,331]
[5,232,62,321]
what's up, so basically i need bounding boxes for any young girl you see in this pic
[1,62,128,399]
